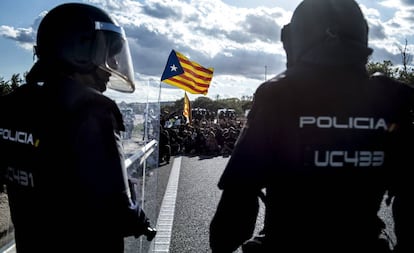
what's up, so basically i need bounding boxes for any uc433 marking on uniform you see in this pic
[300,116,388,167]
[314,150,384,167]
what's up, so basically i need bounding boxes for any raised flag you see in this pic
[160,50,214,95]
[183,92,192,124]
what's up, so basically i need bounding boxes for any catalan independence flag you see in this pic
[183,92,192,124]
[160,50,214,95]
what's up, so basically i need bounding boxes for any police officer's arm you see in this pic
[72,101,150,238]
[210,84,273,252]
[389,86,414,253]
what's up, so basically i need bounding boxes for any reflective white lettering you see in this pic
[6,167,35,188]
[317,117,331,128]
[344,151,358,166]
[359,151,372,167]
[330,151,344,167]
[314,151,329,167]
[299,116,388,130]
[372,151,385,166]
[354,117,369,129]
[375,119,388,130]
[0,128,37,146]
[300,117,315,128]
[333,118,349,128]
[313,150,385,167]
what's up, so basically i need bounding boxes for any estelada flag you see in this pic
[183,92,192,124]
[160,50,214,95]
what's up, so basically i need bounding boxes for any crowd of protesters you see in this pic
[158,108,245,164]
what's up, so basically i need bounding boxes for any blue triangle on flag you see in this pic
[161,50,185,81]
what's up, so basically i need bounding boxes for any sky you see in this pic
[0,0,413,103]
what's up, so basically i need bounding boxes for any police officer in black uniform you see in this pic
[0,3,155,252]
[209,0,414,252]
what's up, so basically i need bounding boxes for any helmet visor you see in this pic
[94,21,135,93]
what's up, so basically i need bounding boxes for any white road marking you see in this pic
[149,156,182,252]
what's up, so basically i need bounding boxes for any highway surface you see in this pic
[125,155,265,253]
[125,155,394,253]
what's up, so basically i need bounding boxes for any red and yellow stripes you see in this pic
[163,51,214,95]
[183,92,192,124]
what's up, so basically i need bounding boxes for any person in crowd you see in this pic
[209,0,414,252]
[0,3,156,252]
[159,121,172,165]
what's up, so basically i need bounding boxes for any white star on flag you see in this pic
[170,64,178,72]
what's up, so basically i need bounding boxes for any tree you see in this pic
[366,60,397,78]
[10,74,23,90]
[366,60,413,86]
[397,39,414,86]
[0,76,12,96]
[398,39,412,75]
[193,96,216,111]
[0,73,25,96]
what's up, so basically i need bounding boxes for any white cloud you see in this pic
[1,0,413,101]
[0,25,35,50]
[360,2,414,65]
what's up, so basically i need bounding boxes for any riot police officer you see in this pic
[0,3,155,252]
[209,0,414,252]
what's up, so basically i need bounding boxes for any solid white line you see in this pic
[149,156,181,253]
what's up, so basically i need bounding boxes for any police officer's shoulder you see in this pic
[78,87,120,114]
[3,82,43,102]
[370,71,412,88]
[255,71,289,96]
[370,71,414,102]
[369,71,391,81]
[78,88,124,128]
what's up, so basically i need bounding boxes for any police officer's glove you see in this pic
[144,225,157,241]
[134,209,157,241]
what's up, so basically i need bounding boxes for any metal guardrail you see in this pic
[0,139,158,253]
[125,139,158,169]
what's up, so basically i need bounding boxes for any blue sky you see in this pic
[1,0,413,102]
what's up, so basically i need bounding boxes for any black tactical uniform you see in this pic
[0,3,154,252]
[210,0,414,252]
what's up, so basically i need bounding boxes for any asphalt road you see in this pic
[125,155,265,253]
[124,155,263,253]
[169,155,230,253]
[127,155,394,253]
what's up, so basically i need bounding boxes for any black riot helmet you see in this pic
[281,0,373,68]
[34,3,135,92]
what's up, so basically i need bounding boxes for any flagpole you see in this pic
[141,79,152,211]
[158,80,162,103]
